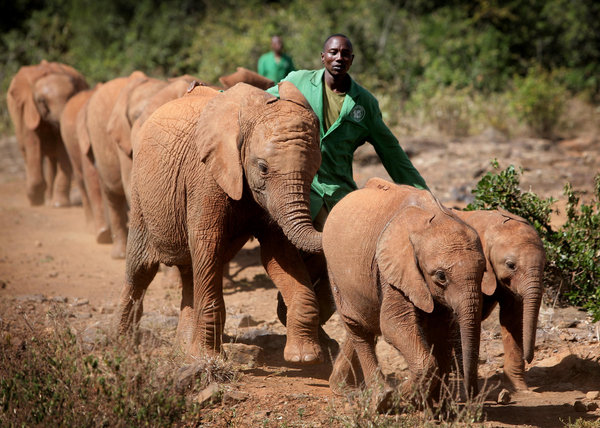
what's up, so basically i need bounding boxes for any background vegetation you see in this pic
[1,0,599,136]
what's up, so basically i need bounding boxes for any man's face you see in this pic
[321,36,354,78]
[271,36,283,54]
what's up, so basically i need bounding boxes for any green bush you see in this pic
[509,67,569,138]
[545,178,600,319]
[467,161,600,321]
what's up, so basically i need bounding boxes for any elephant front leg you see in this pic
[187,238,227,358]
[499,299,528,391]
[102,187,128,259]
[380,285,439,401]
[259,233,321,364]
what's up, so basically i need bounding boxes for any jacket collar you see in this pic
[311,69,366,136]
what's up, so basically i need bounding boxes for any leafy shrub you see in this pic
[545,178,600,319]
[509,67,569,138]
[467,161,600,321]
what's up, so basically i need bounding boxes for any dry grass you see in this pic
[0,304,238,427]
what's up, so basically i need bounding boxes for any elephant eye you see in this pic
[434,270,447,284]
[257,160,269,175]
[506,260,517,270]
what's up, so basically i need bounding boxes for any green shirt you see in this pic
[267,69,428,219]
[257,52,295,83]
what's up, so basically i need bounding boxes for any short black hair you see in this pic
[322,34,353,51]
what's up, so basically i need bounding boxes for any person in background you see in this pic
[258,35,295,83]
[266,33,428,230]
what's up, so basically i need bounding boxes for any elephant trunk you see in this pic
[521,281,543,363]
[456,290,482,397]
[272,175,322,254]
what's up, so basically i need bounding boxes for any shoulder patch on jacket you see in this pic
[350,104,366,122]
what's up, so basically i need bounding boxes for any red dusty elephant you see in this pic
[117,82,324,364]
[7,60,88,206]
[60,85,110,243]
[454,208,546,391]
[324,178,488,407]
[79,71,167,258]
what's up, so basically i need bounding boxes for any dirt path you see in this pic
[1,133,599,427]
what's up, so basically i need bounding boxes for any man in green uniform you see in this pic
[266,33,427,230]
[269,34,428,334]
[258,35,295,83]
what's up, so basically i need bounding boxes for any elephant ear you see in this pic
[376,208,434,313]
[107,76,148,157]
[278,81,313,111]
[480,233,497,296]
[477,227,498,296]
[23,94,41,130]
[9,79,41,130]
[196,83,272,200]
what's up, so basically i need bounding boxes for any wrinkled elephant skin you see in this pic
[60,87,110,243]
[454,208,546,391]
[324,178,486,407]
[117,82,324,365]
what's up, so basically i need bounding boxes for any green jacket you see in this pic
[267,69,428,219]
[257,52,295,83]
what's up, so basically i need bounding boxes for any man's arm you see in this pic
[369,108,428,190]
[265,84,280,97]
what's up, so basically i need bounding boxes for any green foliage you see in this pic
[1,0,599,135]
[509,67,569,138]
[466,160,556,236]
[545,178,600,320]
[467,161,600,321]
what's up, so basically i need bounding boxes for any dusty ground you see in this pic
[1,122,600,427]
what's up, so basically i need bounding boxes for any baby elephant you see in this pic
[324,178,488,406]
[453,209,546,391]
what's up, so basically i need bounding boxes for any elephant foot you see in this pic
[329,365,361,395]
[503,373,529,392]
[187,341,221,360]
[284,336,323,364]
[370,383,395,413]
[96,227,112,244]
[111,242,127,259]
[51,197,71,208]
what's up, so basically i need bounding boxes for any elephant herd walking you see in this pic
[7,60,546,410]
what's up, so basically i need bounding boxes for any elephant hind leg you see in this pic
[103,188,128,259]
[116,228,159,335]
[329,335,363,395]
[175,266,194,353]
